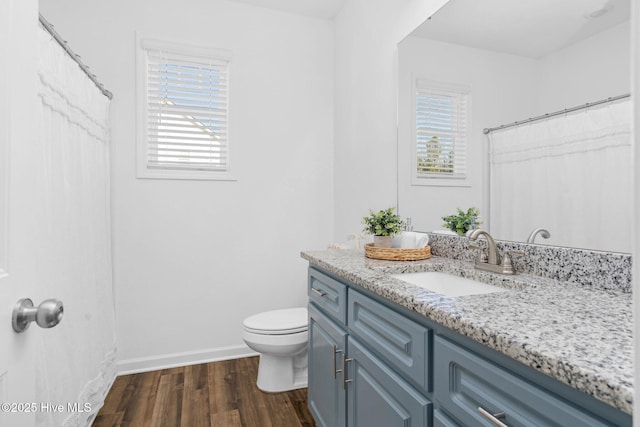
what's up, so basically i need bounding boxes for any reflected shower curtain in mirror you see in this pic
[489,98,632,253]
[35,25,115,427]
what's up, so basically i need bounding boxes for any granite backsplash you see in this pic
[428,233,632,293]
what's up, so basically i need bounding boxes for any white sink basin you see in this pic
[390,271,510,297]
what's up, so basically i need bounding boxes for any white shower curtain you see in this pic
[489,98,632,253]
[35,26,116,427]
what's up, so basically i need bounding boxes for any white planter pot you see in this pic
[374,235,392,248]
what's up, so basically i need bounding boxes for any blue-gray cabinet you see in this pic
[307,266,632,427]
[308,303,347,427]
[308,267,432,427]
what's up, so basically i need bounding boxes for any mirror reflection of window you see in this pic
[414,80,468,181]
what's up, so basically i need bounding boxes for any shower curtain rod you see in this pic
[483,93,630,135]
[38,14,113,100]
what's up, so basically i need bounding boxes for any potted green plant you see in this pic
[362,207,405,248]
[441,207,481,236]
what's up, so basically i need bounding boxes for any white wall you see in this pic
[332,0,448,241]
[536,21,630,113]
[397,37,538,232]
[39,0,334,372]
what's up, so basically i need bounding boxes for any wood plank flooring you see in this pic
[93,356,315,427]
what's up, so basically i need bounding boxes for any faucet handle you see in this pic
[501,250,525,274]
[504,250,525,258]
[469,244,488,263]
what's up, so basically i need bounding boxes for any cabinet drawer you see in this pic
[348,289,431,393]
[308,267,347,324]
[434,336,612,427]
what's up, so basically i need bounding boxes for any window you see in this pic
[137,36,233,180]
[413,79,469,186]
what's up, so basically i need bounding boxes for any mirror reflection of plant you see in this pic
[362,207,405,237]
[442,207,481,235]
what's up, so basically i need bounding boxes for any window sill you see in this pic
[411,175,470,188]
[136,167,237,181]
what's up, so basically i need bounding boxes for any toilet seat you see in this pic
[243,307,308,335]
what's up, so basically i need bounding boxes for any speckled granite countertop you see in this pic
[301,249,633,415]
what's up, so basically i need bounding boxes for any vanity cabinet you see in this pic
[308,267,432,427]
[307,266,631,427]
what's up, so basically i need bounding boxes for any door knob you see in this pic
[12,298,64,333]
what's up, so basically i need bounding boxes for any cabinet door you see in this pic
[348,288,431,393]
[308,303,347,427]
[347,337,432,427]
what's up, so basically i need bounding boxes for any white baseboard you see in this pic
[116,344,258,375]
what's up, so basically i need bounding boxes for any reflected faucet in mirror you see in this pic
[527,228,551,244]
[469,229,524,275]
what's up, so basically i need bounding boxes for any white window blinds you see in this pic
[138,38,232,179]
[415,80,469,179]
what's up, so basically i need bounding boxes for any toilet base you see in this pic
[256,350,308,393]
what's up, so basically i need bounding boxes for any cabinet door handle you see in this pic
[333,346,343,379]
[478,407,508,427]
[310,287,327,297]
[341,353,353,390]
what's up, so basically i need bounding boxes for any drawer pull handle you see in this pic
[478,407,508,427]
[341,353,353,390]
[333,346,343,379]
[311,287,327,297]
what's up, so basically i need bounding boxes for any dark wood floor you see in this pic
[93,356,315,427]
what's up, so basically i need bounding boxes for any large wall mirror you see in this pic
[397,0,632,253]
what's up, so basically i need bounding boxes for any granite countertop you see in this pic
[301,249,633,415]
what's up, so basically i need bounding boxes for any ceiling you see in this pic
[226,0,347,19]
[225,0,630,55]
[411,0,630,58]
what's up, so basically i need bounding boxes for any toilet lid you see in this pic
[243,307,308,335]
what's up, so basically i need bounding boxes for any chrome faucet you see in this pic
[526,228,551,244]
[468,229,524,275]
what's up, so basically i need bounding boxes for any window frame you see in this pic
[411,78,471,187]
[136,33,235,181]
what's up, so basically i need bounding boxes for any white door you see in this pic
[1,0,51,426]
[2,2,116,425]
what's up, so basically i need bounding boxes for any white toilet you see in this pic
[242,307,308,393]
